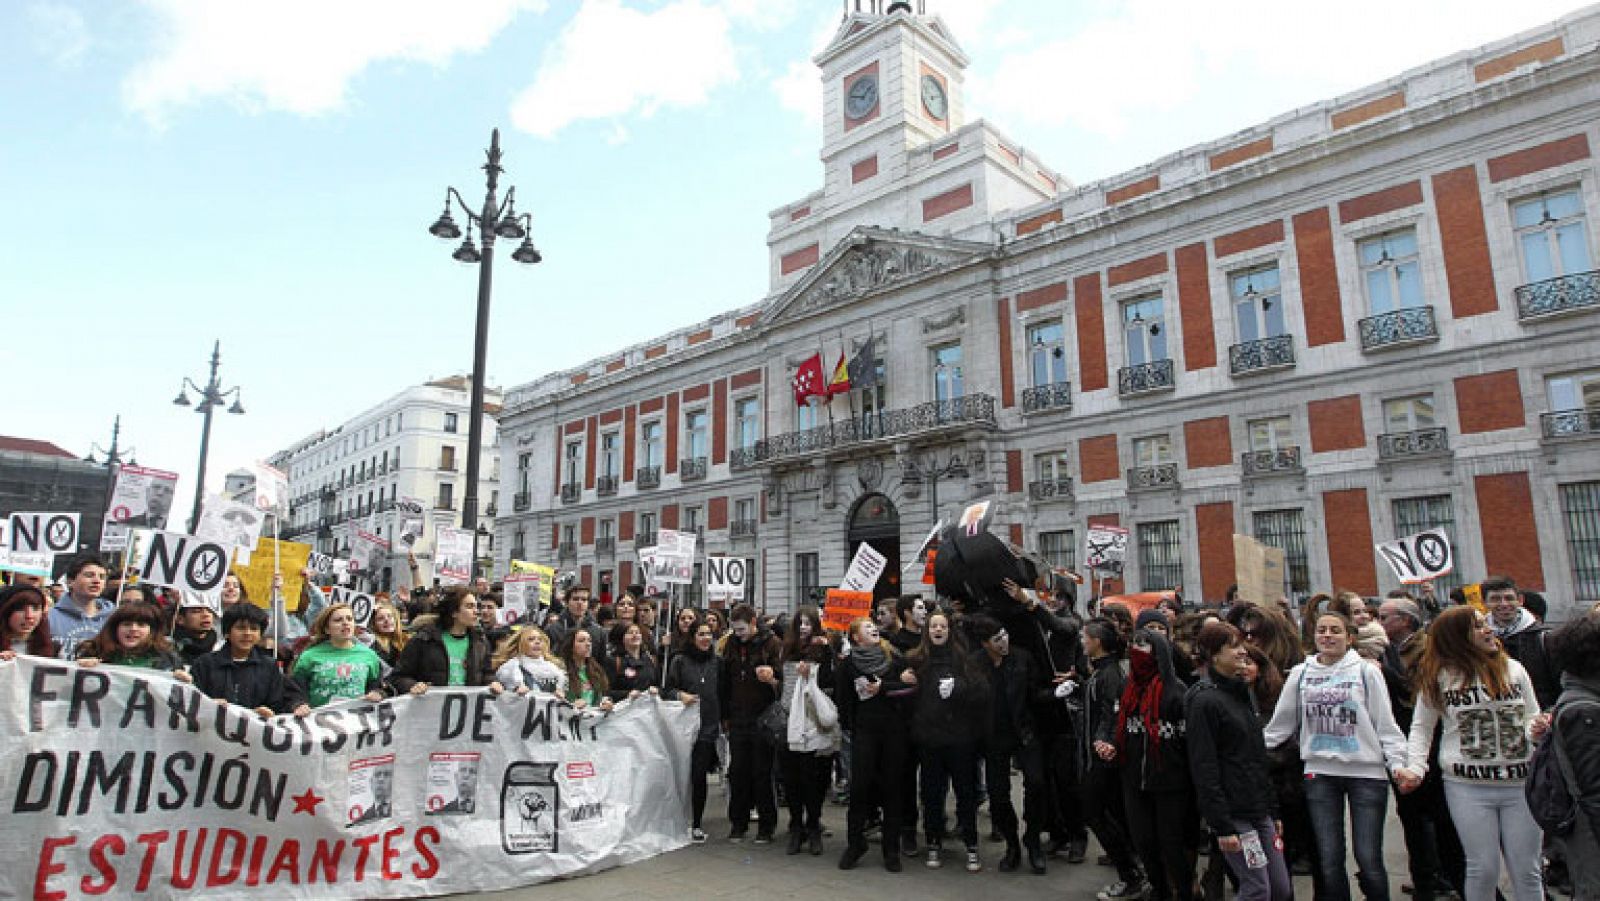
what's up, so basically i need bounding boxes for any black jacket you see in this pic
[190,647,307,714]
[977,645,1048,752]
[665,649,721,742]
[1501,624,1562,709]
[1082,654,1126,772]
[718,628,782,726]
[171,626,219,667]
[1554,676,1600,841]
[834,651,912,735]
[1117,675,1191,794]
[1185,667,1275,835]
[390,625,495,692]
[544,612,608,660]
[908,645,989,748]
[606,651,659,700]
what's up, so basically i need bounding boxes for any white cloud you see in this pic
[27,2,89,67]
[510,0,740,140]
[773,60,821,127]
[123,0,544,122]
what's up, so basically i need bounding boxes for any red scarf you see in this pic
[1115,647,1166,766]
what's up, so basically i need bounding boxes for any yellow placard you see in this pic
[232,537,313,611]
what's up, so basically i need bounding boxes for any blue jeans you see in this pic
[1304,773,1390,901]
[1442,781,1544,901]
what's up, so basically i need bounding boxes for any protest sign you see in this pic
[436,528,474,585]
[195,495,266,561]
[355,529,391,575]
[839,543,887,593]
[0,520,52,578]
[644,530,694,585]
[821,589,873,632]
[7,512,79,555]
[957,501,993,537]
[230,537,312,611]
[397,497,427,548]
[101,464,179,551]
[1084,524,1130,574]
[502,571,546,623]
[704,556,748,604]
[248,461,290,512]
[331,586,376,628]
[136,530,232,606]
[1233,534,1287,605]
[1376,528,1454,585]
[0,657,698,900]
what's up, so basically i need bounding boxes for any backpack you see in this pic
[1524,686,1600,836]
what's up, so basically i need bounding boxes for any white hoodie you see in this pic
[1265,649,1409,780]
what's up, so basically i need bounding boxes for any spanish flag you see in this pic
[826,352,851,395]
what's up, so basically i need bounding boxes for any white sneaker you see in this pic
[690,827,707,844]
[926,846,942,869]
[965,849,982,873]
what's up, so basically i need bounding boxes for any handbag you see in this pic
[807,672,839,730]
[757,699,787,746]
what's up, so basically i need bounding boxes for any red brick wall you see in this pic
[922,183,975,222]
[1214,220,1284,258]
[708,496,729,531]
[1016,208,1062,236]
[682,384,709,403]
[1475,36,1564,82]
[731,369,762,390]
[1176,242,1216,371]
[644,344,667,361]
[623,404,637,481]
[1456,370,1525,434]
[1475,472,1544,589]
[1005,450,1023,493]
[780,244,819,276]
[1337,181,1423,224]
[1487,133,1590,183]
[1293,208,1346,347]
[1331,91,1406,130]
[851,155,878,184]
[619,560,633,588]
[1108,252,1168,287]
[665,392,679,474]
[619,511,635,542]
[1195,502,1236,602]
[1080,435,1120,483]
[580,565,593,592]
[1209,136,1273,171]
[1106,175,1160,205]
[998,297,1015,408]
[1017,281,1067,313]
[1074,273,1108,391]
[1432,166,1499,319]
[599,409,622,426]
[1322,489,1378,596]
[712,378,728,464]
[1184,417,1233,468]
[551,523,560,549]
[584,417,597,490]
[1308,395,1366,452]
[580,517,595,546]
[686,329,713,346]
[1009,523,1025,547]
[638,397,663,415]
[660,505,679,530]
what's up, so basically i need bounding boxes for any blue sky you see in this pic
[1,0,1588,523]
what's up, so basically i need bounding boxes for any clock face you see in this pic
[921,74,948,120]
[845,74,879,120]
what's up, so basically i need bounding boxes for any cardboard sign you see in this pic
[0,521,52,578]
[101,464,179,551]
[840,543,887,593]
[1084,524,1129,574]
[397,497,427,548]
[436,527,474,585]
[355,529,391,574]
[232,537,313,610]
[1376,528,1454,585]
[137,530,231,606]
[7,512,79,555]
[195,495,265,559]
[821,589,873,632]
[331,586,375,628]
[248,461,290,512]
[704,556,748,603]
[643,530,694,585]
[1233,533,1288,605]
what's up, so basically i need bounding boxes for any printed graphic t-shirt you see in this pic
[292,642,384,707]
[442,632,469,686]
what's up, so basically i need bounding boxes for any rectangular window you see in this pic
[1034,450,1071,482]
[444,412,459,433]
[1133,435,1174,467]
[795,552,820,603]
[858,346,887,414]
[684,506,702,532]
[1248,416,1294,452]
[1137,520,1183,592]
[685,411,709,460]
[734,398,761,450]
[1252,508,1311,598]
[1038,529,1076,573]
[641,423,662,469]
[639,512,657,543]
[1359,229,1424,314]
[561,524,575,546]
[439,445,456,471]
[1546,370,1600,411]
[517,453,531,494]
[600,433,619,478]
[564,441,582,485]
[1392,495,1462,593]
[1026,321,1069,386]
[438,483,454,509]
[1230,265,1286,342]
[932,344,964,402]
[513,527,525,556]
[1514,189,1592,282]
[1122,295,1168,366]
[797,402,820,431]
[734,498,755,523]
[598,519,614,542]
[1383,394,1436,432]
[1561,481,1600,602]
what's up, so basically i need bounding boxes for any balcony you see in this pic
[1127,463,1180,492]
[1515,270,1599,320]
[595,536,616,556]
[596,475,619,496]
[1021,382,1073,415]
[1027,477,1075,503]
[1377,427,1450,460]
[560,482,580,504]
[635,530,657,548]
[679,457,708,482]
[1541,408,1600,440]
[1229,334,1296,377]
[731,519,758,540]
[510,545,526,562]
[1242,446,1304,477]
[513,491,531,512]
[437,462,458,472]
[434,497,455,511]
[558,541,577,560]
[1358,306,1438,352]
[1118,360,1175,397]
[730,446,760,470]
[747,394,998,466]
[637,466,661,489]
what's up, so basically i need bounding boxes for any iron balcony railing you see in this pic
[1377,427,1450,459]
[1229,334,1296,376]
[679,457,708,481]
[558,541,577,560]
[1358,306,1438,351]
[1241,446,1303,476]
[595,536,616,555]
[1021,382,1073,414]
[1515,270,1599,320]
[636,466,661,489]
[434,497,455,511]
[560,482,580,503]
[1027,477,1075,502]
[1127,463,1180,491]
[730,446,760,470]
[596,475,619,496]
[513,491,531,512]
[730,519,759,539]
[1118,360,1176,396]
[634,530,657,548]
[747,394,997,465]
[1541,408,1600,439]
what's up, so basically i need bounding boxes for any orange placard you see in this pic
[822,589,873,632]
[921,548,938,585]
[1099,591,1173,617]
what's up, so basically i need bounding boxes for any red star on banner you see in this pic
[292,788,324,816]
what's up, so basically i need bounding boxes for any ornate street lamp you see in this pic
[172,341,245,532]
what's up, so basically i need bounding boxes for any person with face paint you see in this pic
[717,603,784,844]
[834,616,913,872]
[907,608,989,872]
[666,618,723,843]
[966,614,1052,875]
[1111,628,1196,901]
[776,605,838,855]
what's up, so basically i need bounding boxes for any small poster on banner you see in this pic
[501,761,561,854]
[822,589,873,632]
[346,754,395,827]
[840,543,887,593]
[436,527,474,585]
[425,752,482,815]
[397,496,427,548]
[100,464,179,551]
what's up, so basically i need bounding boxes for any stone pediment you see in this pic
[763,227,991,327]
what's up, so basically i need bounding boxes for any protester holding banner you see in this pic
[493,626,568,696]
[835,617,913,872]
[606,622,659,702]
[664,616,722,844]
[46,554,112,660]
[75,602,188,674]
[0,583,55,658]
[775,605,837,857]
[668,605,701,654]
[559,627,612,711]
[906,608,988,872]
[291,603,386,707]
[190,603,310,717]
[170,596,221,665]
[391,587,501,696]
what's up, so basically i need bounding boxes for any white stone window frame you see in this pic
[1225,257,1290,344]
[639,419,664,469]
[732,395,762,450]
[1338,207,1437,319]
[683,407,711,461]
[1484,163,1599,294]
[929,342,964,403]
[1245,413,1297,453]
[1113,283,1171,370]
[1131,431,1175,467]
[1021,314,1071,388]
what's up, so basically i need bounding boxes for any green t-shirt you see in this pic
[442,632,469,686]
[570,668,600,706]
[292,642,384,707]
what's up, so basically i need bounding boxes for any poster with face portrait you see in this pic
[425,752,482,816]
[397,497,427,549]
[100,465,179,551]
[347,754,396,827]
[196,494,266,564]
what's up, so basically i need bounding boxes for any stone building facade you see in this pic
[495,6,1600,618]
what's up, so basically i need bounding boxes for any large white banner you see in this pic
[0,656,697,900]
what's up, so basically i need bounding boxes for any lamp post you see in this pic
[427,128,542,578]
[172,340,246,532]
[901,447,973,523]
[85,416,136,558]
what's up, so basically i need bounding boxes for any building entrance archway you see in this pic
[846,493,901,603]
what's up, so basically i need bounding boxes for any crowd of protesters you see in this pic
[4,549,1600,901]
